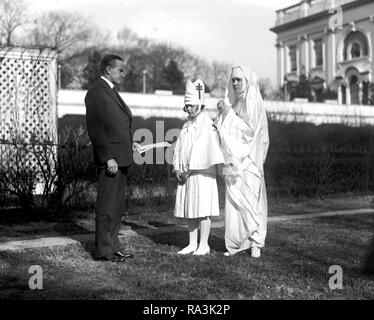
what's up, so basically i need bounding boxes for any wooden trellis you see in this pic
[0,47,58,191]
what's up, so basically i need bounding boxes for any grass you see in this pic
[1,213,374,299]
[1,193,373,242]
[269,193,374,215]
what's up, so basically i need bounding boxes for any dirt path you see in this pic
[1,208,373,252]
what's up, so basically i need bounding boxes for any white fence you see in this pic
[58,90,374,126]
[58,90,219,120]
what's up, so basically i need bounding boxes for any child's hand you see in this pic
[176,170,189,184]
[181,172,190,183]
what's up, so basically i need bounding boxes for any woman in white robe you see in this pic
[173,79,224,256]
[216,66,269,258]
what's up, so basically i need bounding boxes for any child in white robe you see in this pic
[173,79,224,256]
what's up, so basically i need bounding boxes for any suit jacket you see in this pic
[85,78,133,167]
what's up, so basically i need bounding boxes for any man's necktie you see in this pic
[113,87,131,117]
[113,87,123,104]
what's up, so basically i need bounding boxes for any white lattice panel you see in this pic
[0,47,58,179]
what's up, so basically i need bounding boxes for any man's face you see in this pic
[107,59,126,86]
[231,67,246,95]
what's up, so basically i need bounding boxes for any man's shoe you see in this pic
[114,251,134,259]
[95,255,126,262]
[95,256,125,262]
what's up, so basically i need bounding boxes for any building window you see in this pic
[289,46,297,72]
[351,42,361,58]
[313,39,323,67]
[343,31,369,61]
[363,81,369,105]
[350,75,360,105]
[341,85,346,105]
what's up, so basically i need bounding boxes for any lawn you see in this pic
[1,193,373,242]
[1,212,373,300]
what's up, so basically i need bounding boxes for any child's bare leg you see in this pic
[193,217,211,255]
[178,219,198,254]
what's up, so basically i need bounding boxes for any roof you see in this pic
[270,0,374,33]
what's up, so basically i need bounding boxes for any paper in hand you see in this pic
[135,141,171,154]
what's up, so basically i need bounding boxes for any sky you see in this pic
[26,0,299,85]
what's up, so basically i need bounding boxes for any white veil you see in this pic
[225,65,269,172]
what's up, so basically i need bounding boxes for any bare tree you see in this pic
[259,78,273,100]
[117,26,154,60]
[117,26,142,48]
[208,61,230,97]
[19,10,109,88]
[29,10,108,60]
[0,0,28,45]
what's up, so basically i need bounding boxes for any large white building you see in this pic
[271,0,374,104]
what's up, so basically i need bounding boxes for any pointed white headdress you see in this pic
[184,79,205,106]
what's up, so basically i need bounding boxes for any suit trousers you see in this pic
[95,166,129,258]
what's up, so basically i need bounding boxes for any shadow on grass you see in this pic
[131,225,227,253]
[2,214,374,299]
[0,248,108,300]
[264,219,374,282]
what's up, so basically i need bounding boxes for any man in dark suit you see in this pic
[85,54,136,262]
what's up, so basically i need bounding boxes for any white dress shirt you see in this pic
[101,76,114,89]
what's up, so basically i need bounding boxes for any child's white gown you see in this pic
[173,111,224,219]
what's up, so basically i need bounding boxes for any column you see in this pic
[276,41,284,89]
[325,28,336,83]
[276,10,284,25]
[338,84,342,104]
[298,35,309,75]
[284,45,289,75]
[359,82,363,105]
[301,1,308,18]
[296,45,300,76]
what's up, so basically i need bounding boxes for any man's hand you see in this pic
[106,159,118,175]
